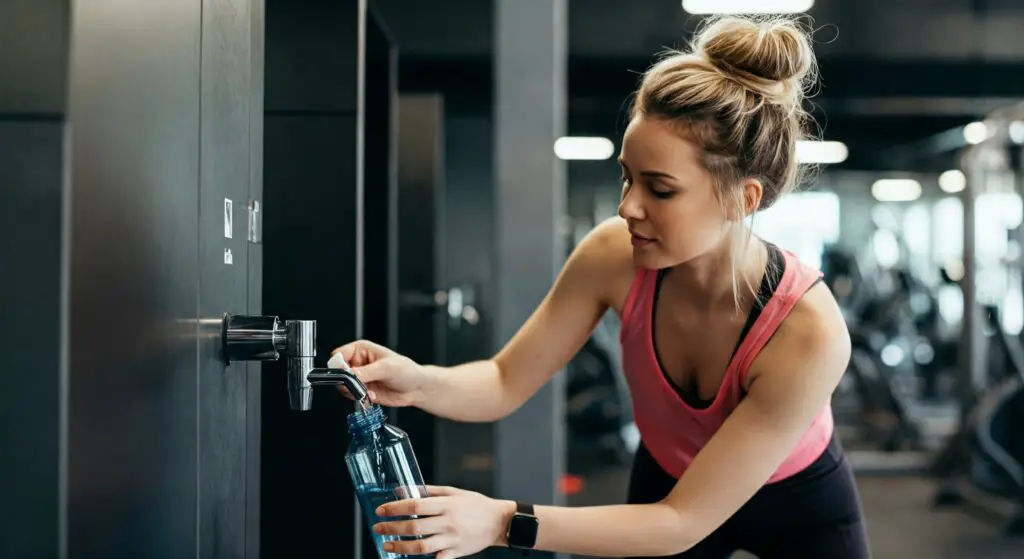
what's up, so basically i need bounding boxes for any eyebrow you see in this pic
[618,159,679,182]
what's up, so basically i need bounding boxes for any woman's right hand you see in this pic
[331,340,428,408]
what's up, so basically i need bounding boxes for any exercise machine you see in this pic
[825,240,960,463]
[931,103,1024,536]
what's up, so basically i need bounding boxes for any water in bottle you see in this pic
[345,404,433,559]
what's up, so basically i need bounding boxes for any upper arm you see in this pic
[661,283,851,548]
[493,217,635,408]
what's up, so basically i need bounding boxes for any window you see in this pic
[750,191,841,269]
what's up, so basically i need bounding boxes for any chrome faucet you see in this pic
[221,314,371,411]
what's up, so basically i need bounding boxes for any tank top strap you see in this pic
[731,250,824,386]
[620,266,656,335]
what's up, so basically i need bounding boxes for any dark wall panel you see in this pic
[198,0,256,557]
[0,121,65,559]
[246,1,267,557]
[0,2,69,555]
[264,0,361,113]
[262,112,361,554]
[65,1,202,556]
[434,112,497,494]
[395,94,446,485]
[363,7,398,350]
[0,0,68,114]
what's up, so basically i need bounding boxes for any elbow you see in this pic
[656,531,698,557]
[664,539,698,557]
[492,359,531,420]
[653,504,701,557]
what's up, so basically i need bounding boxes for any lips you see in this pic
[630,231,654,247]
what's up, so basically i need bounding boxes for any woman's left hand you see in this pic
[373,485,514,559]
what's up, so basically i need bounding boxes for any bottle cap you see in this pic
[327,352,350,370]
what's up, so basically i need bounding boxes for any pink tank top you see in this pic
[619,248,834,483]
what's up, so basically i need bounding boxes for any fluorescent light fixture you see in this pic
[796,140,848,164]
[682,0,814,14]
[963,121,990,145]
[938,170,966,193]
[871,179,922,202]
[554,136,615,161]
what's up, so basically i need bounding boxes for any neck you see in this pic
[663,230,766,313]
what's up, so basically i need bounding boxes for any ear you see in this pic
[741,178,763,216]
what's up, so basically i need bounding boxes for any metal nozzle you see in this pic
[307,368,372,411]
[281,320,371,411]
[221,314,371,411]
[287,363,371,412]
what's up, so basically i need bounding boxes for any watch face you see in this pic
[509,514,539,549]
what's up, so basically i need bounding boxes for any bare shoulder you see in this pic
[566,216,638,315]
[748,281,851,386]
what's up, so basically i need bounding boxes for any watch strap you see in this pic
[516,502,535,516]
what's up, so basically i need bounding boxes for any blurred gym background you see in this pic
[3,0,1024,558]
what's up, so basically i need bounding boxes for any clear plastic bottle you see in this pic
[346,404,432,559]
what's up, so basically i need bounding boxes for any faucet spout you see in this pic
[307,368,372,410]
[221,314,372,412]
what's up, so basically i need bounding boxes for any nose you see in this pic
[618,186,645,221]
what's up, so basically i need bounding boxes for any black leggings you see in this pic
[627,433,870,558]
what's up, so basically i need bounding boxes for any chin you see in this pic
[632,243,703,270]
[632,247,676,270]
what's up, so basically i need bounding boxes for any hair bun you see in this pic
[695,17,815,92]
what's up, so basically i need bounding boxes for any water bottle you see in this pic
[346,404,432,559]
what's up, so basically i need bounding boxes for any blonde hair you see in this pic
[630,16,819,309]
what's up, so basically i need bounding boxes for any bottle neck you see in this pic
[347,404,386,438]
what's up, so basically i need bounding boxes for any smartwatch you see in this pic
[505,501,539,551]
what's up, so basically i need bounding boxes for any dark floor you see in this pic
[568,468,1024,558]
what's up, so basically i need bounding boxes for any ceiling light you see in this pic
[796,140,848,164]
[554,137,615,161]
[963,121,991,145]
[682,0,814,14]
[938,170,966,193]
[1009,121,1024,145]
[871,179,922,202]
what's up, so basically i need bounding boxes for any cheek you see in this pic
[657,199,727,244]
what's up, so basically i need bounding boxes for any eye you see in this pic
[650,185,674,199]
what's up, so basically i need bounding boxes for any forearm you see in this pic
[526,503,694,557]
[416,361,523,422]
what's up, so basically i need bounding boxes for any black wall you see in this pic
[0,1,68,557]
[1,0,264,556]
[64,0,264,556]
[2,0,396,556]
[261,0,372,557]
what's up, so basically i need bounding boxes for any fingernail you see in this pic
[375,506,385,515]
[373,525,384,534]
[383,543,394,552]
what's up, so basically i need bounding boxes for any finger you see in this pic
[351,361,389,384]
[382,534,455,556]
[376,496,448,518]
[436,549,459,559]
[374,514,449,537]
[332,339,391,366]
[423,485,466,497]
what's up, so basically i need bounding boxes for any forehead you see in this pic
[619,116,703,171]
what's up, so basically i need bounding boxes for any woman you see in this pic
[335,15,869,559]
